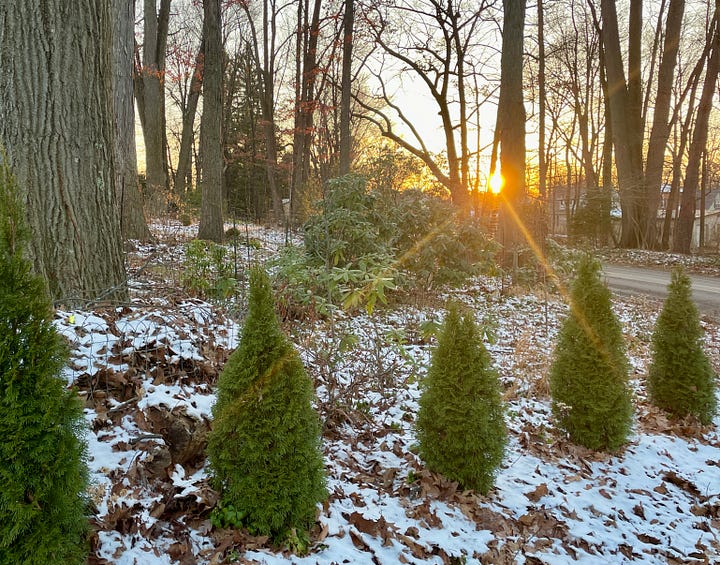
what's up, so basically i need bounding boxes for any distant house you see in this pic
[693,187,720,248]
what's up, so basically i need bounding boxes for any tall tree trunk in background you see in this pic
[496,0,527,260]
[643,0,684,248]
[257,0,284,223]
[113,0,151,241]
[627,0,644,176]
[339,0,354,175]
[198,0,224,242]
[175,39,205,196]
[601,0,646,248]
[599,37,614,245]
[449,9,470,197]
[537,0,547,198]
[674,6,720,254]
[0,0,127,303]
[137,0,171,197]
[291,0,322,223]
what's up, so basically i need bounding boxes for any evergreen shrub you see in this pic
[549,255,633,451]
[648,267,717,424]
[416,303,507,494]
[207,265,326,543]
[0,158,89,564]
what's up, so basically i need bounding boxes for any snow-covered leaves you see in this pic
[61,221,720,564]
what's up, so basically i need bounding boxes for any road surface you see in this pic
[602,264,720,318]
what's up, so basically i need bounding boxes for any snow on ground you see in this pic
[52,221,720,564]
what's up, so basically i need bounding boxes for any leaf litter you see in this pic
[54,220,720,564]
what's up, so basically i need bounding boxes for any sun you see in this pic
[488,171,503,194]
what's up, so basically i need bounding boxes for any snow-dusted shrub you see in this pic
[549,255,633,451]
[648,267,717,424]
[207,265,326,543]
[416,303,507,494]
[0,158,89,564]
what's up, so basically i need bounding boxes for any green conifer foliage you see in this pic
[648,267,717,424]
[0,158,89,564]
[549,255,633,451]
[207,266,326,540]
[416,303,507,494]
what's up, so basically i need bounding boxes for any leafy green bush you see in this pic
[379,188,499,288]
[416,303,507,494]
[275,174,497,316]
[304,174,388,267]
[0,158,89,564]
[273,245,397,318]
[648,267,717,424]
[182,239,237,301]
[207,266,326,542]
[549,255,633,451]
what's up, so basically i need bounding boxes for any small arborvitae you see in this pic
[549,254,633,451]
[0,158,89,564]
[416,303,507,495]
[207,265,326,543]
[648,267,717,424]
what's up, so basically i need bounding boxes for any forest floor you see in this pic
[57,220,720,564]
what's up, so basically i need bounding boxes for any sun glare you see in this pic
[488,171,503,194]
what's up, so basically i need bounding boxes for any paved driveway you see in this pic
[602,264,720,319]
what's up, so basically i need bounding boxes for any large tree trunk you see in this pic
[198,0,224,242]
[643,0,684,248]
[674,8,720,254]
[496,0,527,259]
[0,0,127,303]
[113,0,152,241]
[138,0,171,196]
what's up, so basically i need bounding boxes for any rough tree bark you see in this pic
[113,0,152,241]
[496,0,527,257]
[198,0,225,242]
[0,0,127,303]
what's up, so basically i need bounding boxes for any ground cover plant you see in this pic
[50,219,720,564]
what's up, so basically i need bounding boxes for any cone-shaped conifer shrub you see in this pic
[549,255,633,451]
[648,267,717,424]
[207,265,326,542]
[0,158,89,564]
[416,303,507,494]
